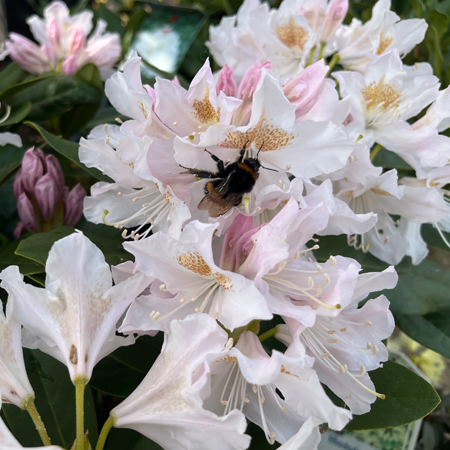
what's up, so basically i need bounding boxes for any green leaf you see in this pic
[2,349,98,448]
[344,361,440,430]
[25,121,111,182]
[0,72,58,101]
[0,62,26,93]
[0,233,45,276]
[371,148,414,171]
[0,102,32,127]
[395,311,450,359]
[60,64,103,138]
[15,226,133,268]
[110,334,163,374]
[11,74,101,122]
[104,429,162,450]
[94,4,125,37]
[0,144,26,185]
[89,356,145,398]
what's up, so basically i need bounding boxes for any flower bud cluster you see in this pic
[13,147,86,238]
[0,1,121,76]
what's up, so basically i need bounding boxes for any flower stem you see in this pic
[306,45,316,67]
[259,326,279,342]
[23,395,52,446]
[318,42,326,61]
[74,375,89,450]
[326,53,340,76]
[370,143,382,161]
[95,414,116,450]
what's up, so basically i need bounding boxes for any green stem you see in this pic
[326,53,340,76]
[23,396,52,446]
[306,45,316,67]
[259,326,279,342]
[370,143,382,161]
[318,42,326,61]
[74,375,89,450]
[95,415,116,450]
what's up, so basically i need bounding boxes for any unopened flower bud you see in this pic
[35,174,60,221]
[47,18,61,56]
[21,148,44,197]
[13,221,27,239]
[216,65,237,97]
[68,27,86,56]
[13,168,24,200]
[17,193,39,232]
[46,154,65,194]
[64,183,87,226]
[238,61,272,101]
[6,34,50,74]
[321,0,348,44]
[62,54,78,75]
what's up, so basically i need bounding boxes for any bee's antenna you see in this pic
[256,141,264,159]
[260,165,278,172]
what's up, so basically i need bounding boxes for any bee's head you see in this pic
[253,142,278,173]
[244,157,261,173]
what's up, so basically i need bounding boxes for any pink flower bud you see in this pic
[13,221,27,239]
[46,154,65,194]
[13,168,24,200]
[17,193,39,233]
[35,174,60,221]
[62,54,78,75]
[238,61,272,101]
[6,34,50,74]
[64,183,87,226]
[21,148,45,197]
[321,0,348,44]
[216,65,237,97]
[47,18,61,54]
[220,215,260,272]
[282,59,328,119]
[172,76,181,86]
[69,28,86,56]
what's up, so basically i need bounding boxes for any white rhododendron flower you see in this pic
[0,232,152,381]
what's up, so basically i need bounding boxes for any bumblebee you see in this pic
[181,142,276,217]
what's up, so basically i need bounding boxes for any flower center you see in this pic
[375,34,393,55]
[276,17,309,51]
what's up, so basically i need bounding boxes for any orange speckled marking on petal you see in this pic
[276,17,309,50]
[191,87,221,125]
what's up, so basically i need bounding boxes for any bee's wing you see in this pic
[198,174,243,217]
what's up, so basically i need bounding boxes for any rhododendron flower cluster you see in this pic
[0,1,121,77]
[0,0,447,448]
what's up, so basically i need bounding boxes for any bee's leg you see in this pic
[204,149,226,175]
[179,165,218,179]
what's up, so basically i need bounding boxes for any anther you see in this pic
[242,397,250,403]
[359,365,366,376]
[180,297,185,303]
[117,192,122,196]
[226,338,234,350]
[279,180,285,189]
[260,395,265,404]
[195,308,201,312]
[286,165,291,170]
[328,338,338,343]
[320,352,330,358]
[173,121,178,126]
[198,125,203,129]
[316,265,323,273]
[372,344,379,355]
[326,330,336,335]
[329,255,336,266]
[159,284,166,291]
[132,197,140,202]
[340,327,347,332]
[252,385,257,393]
[365,321,372,326]
[339,365,347,374]
[367,342,372,349]
[115,117,123,124]
[191,297,197,301]
[142,203,150,207]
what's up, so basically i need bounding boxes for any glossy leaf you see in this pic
[2,349,98,448]
[344,361,440,430]
[15,226,133,267]
[11,75,101,122]
[0,62,26,93]
[0,233,45,277]
[25,121,111,182]
[0,144,26,185]
[0,72,57,101]
[0,101,32,127]
[395,311,450,359]
[89,356,145,398]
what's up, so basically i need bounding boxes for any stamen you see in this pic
[226,338,234,350]
[244,197,250,214]
[286,165,291,170]
[372,344,379,355]
[115,117,123,124]
[173,121,178,126]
